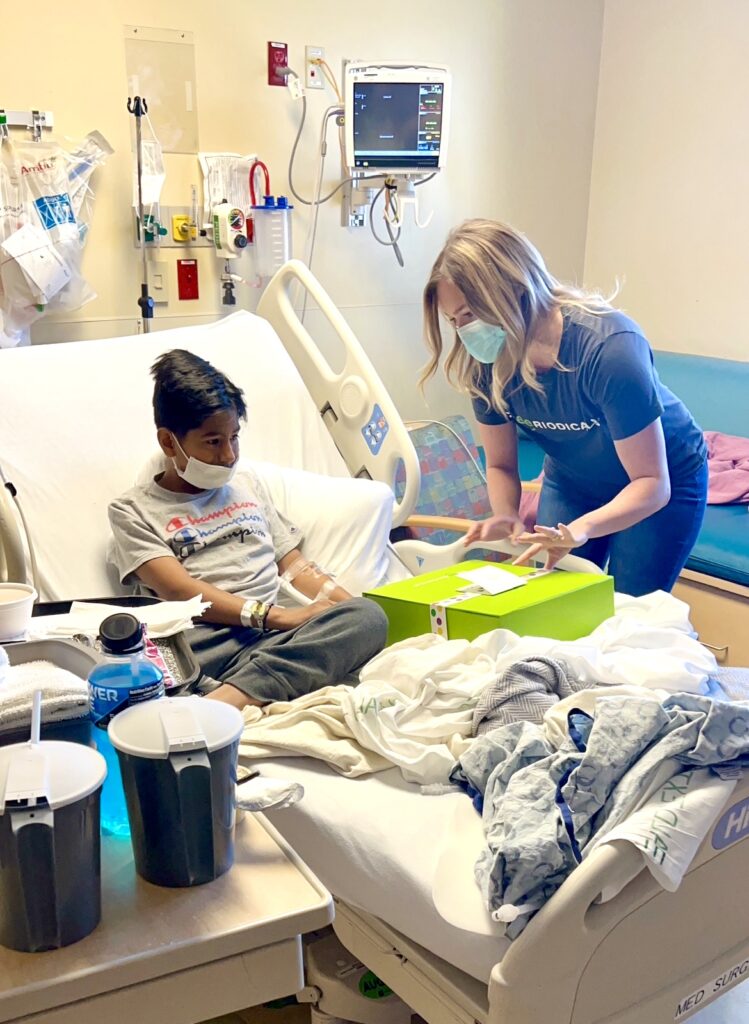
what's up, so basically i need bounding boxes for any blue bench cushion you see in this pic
[687,505,749,588]
[517,437,546,480]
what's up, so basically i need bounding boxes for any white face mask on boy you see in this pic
[171,435,237,490]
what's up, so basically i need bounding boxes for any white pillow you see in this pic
[135,455,394,598]
[248,460,394,596]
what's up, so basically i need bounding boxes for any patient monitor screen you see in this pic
[352,82,444,169]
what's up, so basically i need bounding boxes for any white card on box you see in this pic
[457,565,526,595]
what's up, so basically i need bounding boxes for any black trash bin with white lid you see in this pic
[0,739,106,952]
[108,696,244,887]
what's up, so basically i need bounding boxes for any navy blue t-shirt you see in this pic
[472,307,706,498]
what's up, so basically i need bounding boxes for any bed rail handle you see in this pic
[0,477,29,586]
[257,260,421,528]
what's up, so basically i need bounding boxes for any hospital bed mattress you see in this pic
[261,757,509,983]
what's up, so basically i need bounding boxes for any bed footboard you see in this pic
[489,775,749,1024]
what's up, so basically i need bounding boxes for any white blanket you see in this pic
[240,592,717,785]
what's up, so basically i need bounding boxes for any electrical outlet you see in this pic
[305,45,325,89]
[267,41,288,86]
[147,260,169,304]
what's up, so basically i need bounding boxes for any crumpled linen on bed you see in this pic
[339,592,716,784]
[452,692,749,938]
[238,592,717,786]
[472,656,591,735]
[239,685,391,777]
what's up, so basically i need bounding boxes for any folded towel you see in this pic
[0,659,89,734]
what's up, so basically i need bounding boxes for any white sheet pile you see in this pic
[240,592,718,785]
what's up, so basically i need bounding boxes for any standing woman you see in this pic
[421,220,707,597]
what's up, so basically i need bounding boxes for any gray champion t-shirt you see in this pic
[108,467,302,605]
[472,307,706,498]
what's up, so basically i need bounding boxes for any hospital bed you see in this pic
[1,260,748,1024]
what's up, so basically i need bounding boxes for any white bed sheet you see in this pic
[261,756,509,983]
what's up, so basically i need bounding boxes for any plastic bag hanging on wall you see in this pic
[0,132,112,348]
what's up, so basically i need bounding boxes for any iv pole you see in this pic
[127,95,154,332]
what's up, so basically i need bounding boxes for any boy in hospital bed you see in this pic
[107,349,388,709]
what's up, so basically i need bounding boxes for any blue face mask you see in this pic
[456,318,507,364]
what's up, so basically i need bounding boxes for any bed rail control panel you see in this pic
[257,260,420,527]
[362,405,389,456]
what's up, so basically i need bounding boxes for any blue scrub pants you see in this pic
[536,461,708,597]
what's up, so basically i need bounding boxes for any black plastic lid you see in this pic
[98,613,145,655]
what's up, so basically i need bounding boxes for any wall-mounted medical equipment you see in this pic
[212,201,248,260]
[0,109,55,143]
[343,62,451,175]
[252,195,293,280]
[285,58,449,269]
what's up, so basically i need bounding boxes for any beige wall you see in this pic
[585,0,749,362]
[2,0,604,417]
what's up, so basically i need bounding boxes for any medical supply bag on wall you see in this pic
[0,131,112,348]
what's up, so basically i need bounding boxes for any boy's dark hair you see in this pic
[151,349,247,435]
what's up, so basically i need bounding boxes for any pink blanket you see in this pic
[705,431,749,504]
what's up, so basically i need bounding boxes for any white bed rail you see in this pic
[392,534,604,577]
[0,475,28,586]
[257,260,421,528]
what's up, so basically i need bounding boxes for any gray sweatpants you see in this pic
[188,597,388,703]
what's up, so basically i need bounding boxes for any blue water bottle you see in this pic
[88,613,165,837]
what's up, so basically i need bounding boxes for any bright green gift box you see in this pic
[364,560,614,645]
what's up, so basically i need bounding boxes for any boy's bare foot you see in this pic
[204,683,265,710]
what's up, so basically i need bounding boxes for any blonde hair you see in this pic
[421,219,614,417]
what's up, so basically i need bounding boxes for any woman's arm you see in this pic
[464,421,525,544]
[514,419,671,567]
[573,419,671,539]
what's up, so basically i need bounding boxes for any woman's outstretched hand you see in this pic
[463,514,525,547]
[512,523,588,570]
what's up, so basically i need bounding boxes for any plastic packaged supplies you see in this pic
[0,131,112,347]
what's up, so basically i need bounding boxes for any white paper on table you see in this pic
[0,223,71,302]
[41,596,211,640]
[458,565,527,596]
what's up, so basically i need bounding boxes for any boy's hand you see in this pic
[266,599,335,632]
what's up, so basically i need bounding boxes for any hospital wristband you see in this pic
[240,599,271,631]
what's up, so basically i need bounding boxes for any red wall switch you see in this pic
[268,41,288,86]
[177,259,199,300]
